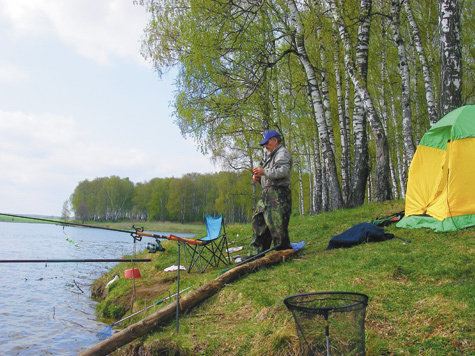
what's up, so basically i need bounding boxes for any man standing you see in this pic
[248,130,293,258]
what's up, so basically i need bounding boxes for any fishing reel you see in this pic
[131,225,144,242]
[147,238,165,253]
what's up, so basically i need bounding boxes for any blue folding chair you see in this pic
[181,214,230,273]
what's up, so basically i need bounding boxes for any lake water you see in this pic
[0,221,193,355]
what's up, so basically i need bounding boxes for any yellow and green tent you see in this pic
[397,105,475,232]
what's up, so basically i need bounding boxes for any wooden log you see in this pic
[78,249,297,356]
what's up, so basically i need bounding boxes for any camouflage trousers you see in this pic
[248,185,292,256]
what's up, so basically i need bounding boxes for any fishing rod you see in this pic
[218,245,280,274]
[0,213,202,248]
[0,259,151,264]
[96,286,192,340]
[1,213,151,241]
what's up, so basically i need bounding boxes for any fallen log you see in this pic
[78,248,297,356]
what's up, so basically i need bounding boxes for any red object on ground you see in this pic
[124,268,141,279]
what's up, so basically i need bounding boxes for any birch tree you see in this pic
[345,0,371,208]
[325,0,392,202]
[389,0,415,172]
[438,0,463,117]
[402,0,438,125]
[333,41,351,203]
[136,0,475,215]
[286,0,344,210]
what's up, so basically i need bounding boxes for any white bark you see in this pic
[334,41,350,204]
[390,0,416,168]
[438,0,463,117]
[402,0,438,125]
[324,0,392,202]
[297,158,305,215]
[288,0,343,210]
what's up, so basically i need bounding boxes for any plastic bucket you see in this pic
[124,268,141,279]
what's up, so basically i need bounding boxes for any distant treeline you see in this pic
[68,172,310,224]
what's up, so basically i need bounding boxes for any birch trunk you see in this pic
[297,158,305,215]
[348,98,368,207]
[380,46,401,199]
[390,0,415,170]
[317,24,336,150]
[289,0,343,210]
[307,150,315,214]
[402,0,438,126]
[312,138,322,214]
[325,0,392,202]
[438,0,463,118]
[334,44,350,204]
[344,74,352,185]
[343,0,370,207]
[389,86,407,197]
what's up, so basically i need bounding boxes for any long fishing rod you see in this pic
[0,259,151,263]
[1,213,148,240]
[218,245,280,274]
[0,213,202,246]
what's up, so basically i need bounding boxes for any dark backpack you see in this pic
[326,222,395,250]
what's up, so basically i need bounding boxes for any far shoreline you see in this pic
[0,214,205,235]
[84,219,205,235]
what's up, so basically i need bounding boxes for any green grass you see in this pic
[92,200,474,356]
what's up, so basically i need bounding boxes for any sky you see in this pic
[0,0,218,216]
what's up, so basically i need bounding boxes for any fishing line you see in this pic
[62,226,78,247]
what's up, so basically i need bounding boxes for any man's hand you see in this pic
[252,167,264,182]
[252,167,264,177]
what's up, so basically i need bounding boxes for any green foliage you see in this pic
[138,0,475,212]
[70,176,134,222]
[69,171,263,223]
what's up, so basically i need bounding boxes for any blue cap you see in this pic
[260,130,280,146]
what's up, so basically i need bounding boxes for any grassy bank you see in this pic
[92,200,473,355]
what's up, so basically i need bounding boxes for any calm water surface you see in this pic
[0,221,192,355]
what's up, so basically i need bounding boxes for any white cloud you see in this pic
[0,110,150,183]
[0,60,29,83]
[0,0,149,65]
[0,1,217,216]
[0,109,215,215]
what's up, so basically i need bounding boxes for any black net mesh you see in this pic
[284,292,368,356]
